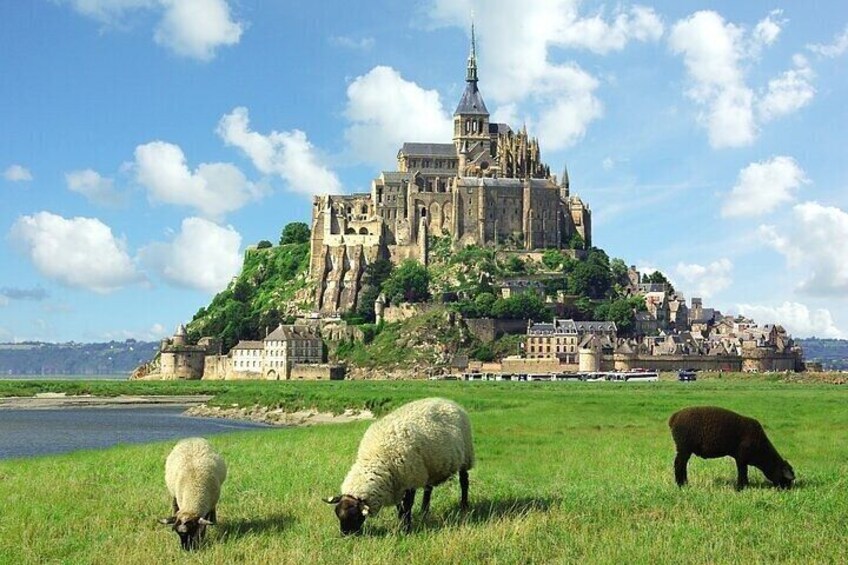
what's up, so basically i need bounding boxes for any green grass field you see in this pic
[1,380,846,564]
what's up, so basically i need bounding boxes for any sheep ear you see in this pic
[323,495,341,504]
[158,516,176,525]
[198,517,215,526]
[361,504,370,517]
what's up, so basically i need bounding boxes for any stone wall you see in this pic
[500,356,567,373]
[383,302,437,324]
[290,364,346,380]
[464,317,528,343]
[611,354,742,372]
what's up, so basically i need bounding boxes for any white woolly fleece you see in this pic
[341,397,474,514]
[164,437,227,519]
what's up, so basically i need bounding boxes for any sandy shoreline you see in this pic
[0,394,375,426]
[0,393,214,410]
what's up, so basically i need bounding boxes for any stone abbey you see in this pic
[310,27,592,314]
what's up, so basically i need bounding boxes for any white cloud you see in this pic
[737,302,844,338]
[669,10,814,148]
[602,157,614,170]
[757,55,815,122]
[139,217,242,293]
[4,164,33,182]
[344,66,453,166]
[721,156,807,218]
[0,296,7,307]
[759,202,848,296]
[154,0,243,61]
[558,4,664,55]
[427,0,616,150]
[674,258,733,299]
[9,212,142,293]
[218,106,342,195]
[329,35,375,51]
[102,322,168,341]
[65,169,124,206]
[808,24,848,58]
[133,140,261,218]
[65,0,243,60]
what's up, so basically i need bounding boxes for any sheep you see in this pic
[158,437,227,550]
[324,397,474,535]
[669,406,795,490]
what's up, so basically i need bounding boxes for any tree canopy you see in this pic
[280,222,310,245]
[382,260,430,304]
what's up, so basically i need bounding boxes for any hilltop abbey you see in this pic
[310,28,592,314]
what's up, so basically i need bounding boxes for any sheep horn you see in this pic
[323,495,342,504]
[158,517,177,525]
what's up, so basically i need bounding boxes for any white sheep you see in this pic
[325,397,474,535]
[158,437,227,550]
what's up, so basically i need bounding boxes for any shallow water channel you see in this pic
[0,406,268,459]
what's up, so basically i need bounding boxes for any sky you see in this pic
[1,0,847,343]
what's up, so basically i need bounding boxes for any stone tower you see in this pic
[453,22,491,176]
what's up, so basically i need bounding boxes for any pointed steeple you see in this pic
[454,20,488,116]
[561,164,569,189]
[466,19,478,83]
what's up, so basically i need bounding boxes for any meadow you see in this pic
[0,379,846,564]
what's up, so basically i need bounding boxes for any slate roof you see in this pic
[489,122,512,135]
[399,143,457,157]
[265,325,317,341]
[231,340,264,350]
[455,81,489,115]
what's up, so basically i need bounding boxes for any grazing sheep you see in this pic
[324,397,474,535]
[158,437,227,550]
[669,406,795,490]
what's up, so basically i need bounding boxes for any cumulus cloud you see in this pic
[9,212,142,293]
[427,0,631,150]
[759,202,848,296]
[4,164,33,182]
[65,169,124,206]
[133,140,261,218]
[558,4,664,54]
[101,322,168,341]
[217,107,342,195]
[154,0,243,61]
[138,217,242,294]
[669,10,814,148]
[721,156,807,218]
[343,66,453,166]
[758,55,816,122]
[674,258,733,299]
[64,0,243,60]
[808,24,848,58]
[737,302,844,338]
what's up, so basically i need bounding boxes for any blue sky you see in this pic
[2,0,847,342]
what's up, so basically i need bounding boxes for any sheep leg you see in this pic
[207,507,217,524]
[421,486,433,515]
[397,489,415,532]
[171,497,179,514]
[674,451,691,486]
[735,459,749,490]
[459,469,470,511]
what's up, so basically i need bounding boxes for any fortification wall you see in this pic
[464,318,528,343]
[611,354,742,372]
[383,302,437,324]
[500,357,567,373]
[290,364,345,380]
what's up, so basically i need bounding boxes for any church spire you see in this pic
[466,19,478,83]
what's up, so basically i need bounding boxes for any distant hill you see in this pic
[797,338,848,370]
[0,340,159,376]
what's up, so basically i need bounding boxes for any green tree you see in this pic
[568,231,585,250]
[382,260,430,303]
[280,222,310,245]
[356,258,395,322]
[541,249,563,271]
[504,255,526,274]
[256,240,273,249]
[491,292,551,321]
[644,270,675,293]
[474,292,497,317]
[610,258,629,288]
[568,259,612,299]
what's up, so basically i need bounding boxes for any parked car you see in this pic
[678,369,698,382]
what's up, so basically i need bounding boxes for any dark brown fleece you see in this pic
[668,406,795,490]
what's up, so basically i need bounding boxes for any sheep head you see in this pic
[158,511,215,550]
[770,460,795,489]
[324,495,369,536]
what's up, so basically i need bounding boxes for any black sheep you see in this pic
[668,406,795,490]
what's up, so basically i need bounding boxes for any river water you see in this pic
[0,406,269,460]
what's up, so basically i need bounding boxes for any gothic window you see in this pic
[421,208,427,217]
[359,227,369,235]
[361,205,367,214]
